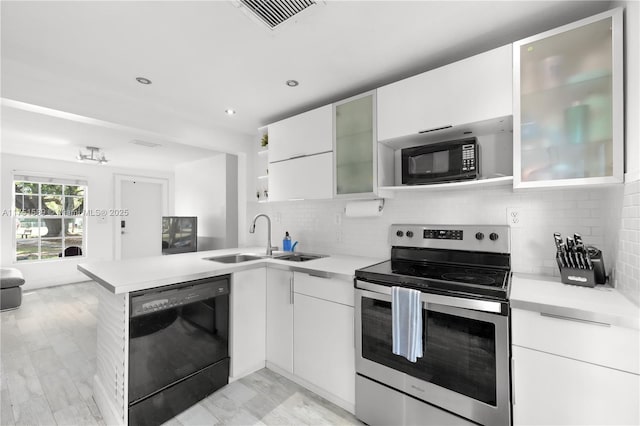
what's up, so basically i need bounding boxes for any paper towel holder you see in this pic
[344,198,385,218]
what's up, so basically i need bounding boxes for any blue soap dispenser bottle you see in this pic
[283,231,292,251]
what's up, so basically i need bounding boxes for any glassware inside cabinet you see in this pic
[519,15,615,183]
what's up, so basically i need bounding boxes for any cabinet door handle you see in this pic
[289,276,294,305]
[307,271,330,279]
[418,124,452,134]
[540,312,610,327]
[511,357,516,405]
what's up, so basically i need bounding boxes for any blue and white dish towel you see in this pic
[391,286,423,363]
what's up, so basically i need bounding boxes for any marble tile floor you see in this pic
[1,282,362,426]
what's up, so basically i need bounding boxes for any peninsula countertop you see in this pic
[78,247,384,294]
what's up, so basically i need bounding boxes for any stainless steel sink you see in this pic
[203,254,265,263]
[273,253,327,262]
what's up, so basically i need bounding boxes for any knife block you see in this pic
[556,254,597,287]
[559,266,597,287]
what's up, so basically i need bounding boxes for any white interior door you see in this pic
[119,179,164,259]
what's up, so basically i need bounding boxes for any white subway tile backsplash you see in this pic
[615,179,640,306]
[247,185,627,288]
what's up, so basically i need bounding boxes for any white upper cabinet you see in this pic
[268,105,333,163]
[513,8,623,188]
[377,45,513,142]
[334,91,377,198]
[268,152,333,201]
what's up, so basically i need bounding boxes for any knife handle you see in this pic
[563,247,574,268]
[553,232,563,250]
[585,252,593,270]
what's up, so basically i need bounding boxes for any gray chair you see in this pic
[1,268,25,311]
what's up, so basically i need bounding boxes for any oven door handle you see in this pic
[356,280,504,314]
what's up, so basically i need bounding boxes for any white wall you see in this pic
[174,154,238,250]
[0,153,174,290]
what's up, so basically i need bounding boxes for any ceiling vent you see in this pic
[238,0,317,29]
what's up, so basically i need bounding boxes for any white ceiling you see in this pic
[0,0,612,170]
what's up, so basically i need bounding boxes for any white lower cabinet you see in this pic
[230,268,266,379]
[266,268,294,373]
[512,345,639,425]
[512,308,640,425]
[293,272,355,408]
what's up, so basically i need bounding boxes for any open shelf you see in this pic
[377,176,513,197]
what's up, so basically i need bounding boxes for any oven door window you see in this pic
[128,295,229,403]
[361,297,497,406]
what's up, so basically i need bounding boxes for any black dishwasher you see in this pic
[128,275,230,426]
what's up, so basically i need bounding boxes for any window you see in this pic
[13,177,87,262]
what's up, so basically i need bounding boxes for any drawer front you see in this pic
[293,272,354,306]
[512,308,639,373]
[513,345,640,426]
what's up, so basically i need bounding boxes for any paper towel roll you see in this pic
[345,199,383,218]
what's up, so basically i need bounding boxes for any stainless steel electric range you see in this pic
[354,224,512,426]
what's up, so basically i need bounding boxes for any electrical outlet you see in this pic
[507,208,522,228]
[335,213,342,225]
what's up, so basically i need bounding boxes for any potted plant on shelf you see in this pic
[260,133,268,148]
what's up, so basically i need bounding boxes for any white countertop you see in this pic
[78,247,384,294]
[511,273,640,330]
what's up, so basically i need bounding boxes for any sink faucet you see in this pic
[249,214,275,256]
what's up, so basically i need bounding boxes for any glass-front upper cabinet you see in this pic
[513,8,623,188]
[334,91,377,197]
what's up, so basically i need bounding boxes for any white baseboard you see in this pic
[94,374,125,426]
[229,360,266,383]
[266,362,355,415]
[625,170,640,183]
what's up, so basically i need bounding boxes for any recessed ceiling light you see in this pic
[136,77,152,85]
[225,109,236,115]
[286,80,299,87]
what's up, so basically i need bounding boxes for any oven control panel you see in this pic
[423,229,463,240]
[389,224,510,253]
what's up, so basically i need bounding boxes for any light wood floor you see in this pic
[1,282,362,426]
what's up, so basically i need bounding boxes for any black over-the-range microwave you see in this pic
[401,137,479,185]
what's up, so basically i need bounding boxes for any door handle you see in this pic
[511,357,516,405]
[289,276,293,305]
[540,312,610,327]
[418,124,452,134]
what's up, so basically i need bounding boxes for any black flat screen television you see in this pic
[162,216,197,254]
